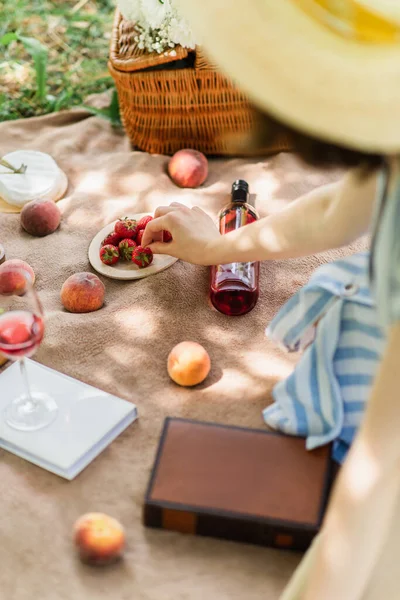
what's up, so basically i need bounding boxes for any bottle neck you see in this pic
[232,191,248,203]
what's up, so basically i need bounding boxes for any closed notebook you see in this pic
[144,418,333,551]
[0,359,138,480]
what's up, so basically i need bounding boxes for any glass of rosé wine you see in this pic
[0,264,57,431]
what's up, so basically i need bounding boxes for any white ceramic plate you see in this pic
[88,213,178,280]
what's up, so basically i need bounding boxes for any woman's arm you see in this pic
[292,323,400,600]
[142,166,378,265]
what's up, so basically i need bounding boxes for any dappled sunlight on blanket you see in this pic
[76,170,108,194]
[243,351,293,379]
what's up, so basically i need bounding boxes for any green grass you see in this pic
[0,0,116,121]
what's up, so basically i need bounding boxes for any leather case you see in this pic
[143,418,334,551]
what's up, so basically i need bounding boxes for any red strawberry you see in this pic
[100,244,119,265]
[114,217,138,239]
[132,246,153,268]
[119,238,137,261]
[136,229,144,245]
[101,231,122,247]
[137,215,153,230]
[162,230,173,242]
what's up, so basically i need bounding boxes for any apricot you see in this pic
[73,513,125,566]
[61,272,105,313]
[168,149,208,188]
[167,341,211,387]
[1,259,35,285]
[21,199,61,237]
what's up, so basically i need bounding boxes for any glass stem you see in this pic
[19,358,36,410]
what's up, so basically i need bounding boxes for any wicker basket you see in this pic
[109,11,291,156]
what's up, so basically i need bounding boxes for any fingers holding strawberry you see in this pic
[137,215,153,231]
[140,205,220,265]
[138,215,170,247]
[162,230,173,243]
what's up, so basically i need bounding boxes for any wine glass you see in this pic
[0,264,58,431]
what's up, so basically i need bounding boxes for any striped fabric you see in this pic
[263,252,386,463]
[371,165,400,326]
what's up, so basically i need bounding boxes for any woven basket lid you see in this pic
[110,10,192,73]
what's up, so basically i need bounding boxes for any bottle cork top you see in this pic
[231,180,249,202]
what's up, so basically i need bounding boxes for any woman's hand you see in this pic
[141,202,221,265]
[142,170,378,268]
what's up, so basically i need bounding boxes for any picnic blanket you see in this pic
[0,109,377,600]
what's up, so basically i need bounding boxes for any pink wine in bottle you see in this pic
[210,180,260,316]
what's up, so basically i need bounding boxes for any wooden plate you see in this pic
[88,213,178,280]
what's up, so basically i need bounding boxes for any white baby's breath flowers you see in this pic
[118,0,198,54]
[141,0,171,29]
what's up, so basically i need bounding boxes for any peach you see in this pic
[167,341,211,387]
[0,308,6,366]
[21,199,61,237]
[1,259,35,285]
[0,266,28,296]
[73,513,125,566]
[0,244,5,265]
[168,149,208,188]
[61,272,105,313]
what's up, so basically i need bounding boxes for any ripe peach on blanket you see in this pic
[73,513,125,566]
[0,306,6,365]
[168,149,208,188]
[167,341,211,387]
[0,265,29,296]
[21,199,61,237]
[1,259,35,285]
[61,272,105,313]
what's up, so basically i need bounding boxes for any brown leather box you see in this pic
[143,418,334,551]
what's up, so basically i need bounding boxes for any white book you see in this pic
[0,359,138,480]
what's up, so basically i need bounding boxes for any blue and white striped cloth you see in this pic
[263,252,386,463]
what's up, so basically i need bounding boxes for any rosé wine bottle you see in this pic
[210,180,260,316]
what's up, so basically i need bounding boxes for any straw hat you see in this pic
[175,0,400,153]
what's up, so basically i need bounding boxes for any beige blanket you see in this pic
[0,110,359,600]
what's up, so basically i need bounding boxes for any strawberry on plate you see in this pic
[136,229,144,246]
[132,246,153,268]
[101,231,122,247]
[114,217,138,239]
[119,238,137,261]
[137,215,153,231]
[100,244,119,265]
